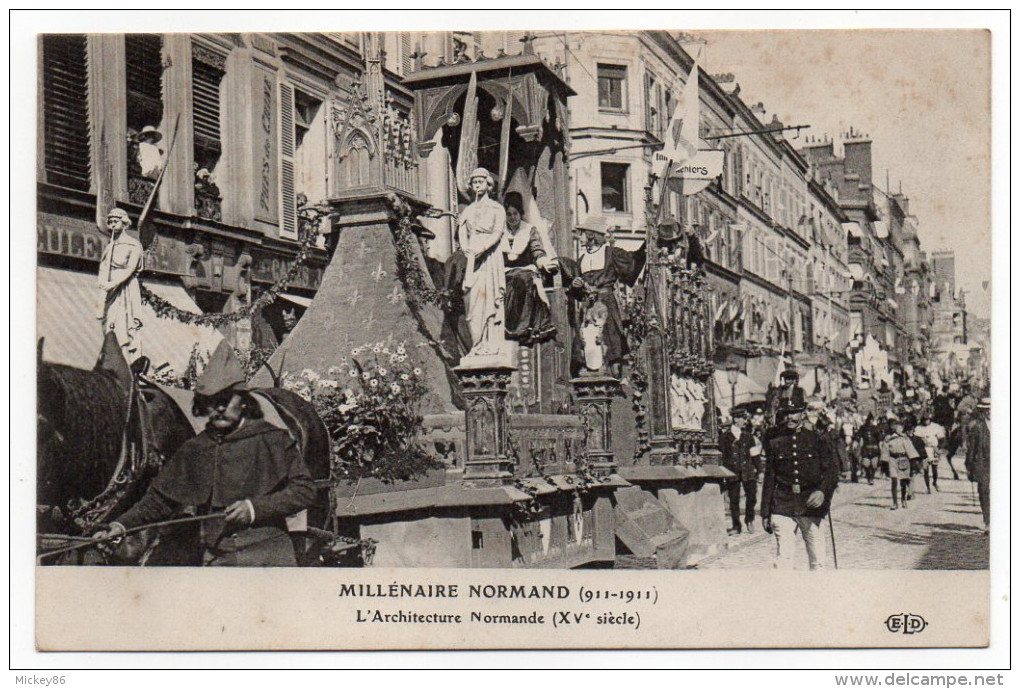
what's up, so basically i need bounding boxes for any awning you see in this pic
[727,300,740,322]
[714,302,727,322]
[37,266,223,375]
[873,220,889,239]
[848,263,865,281]
[843,222,863,238]
[713,369,767,413]
[279,292,313,308]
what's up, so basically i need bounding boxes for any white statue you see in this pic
[97,207,144,360]
[457,168,508,360]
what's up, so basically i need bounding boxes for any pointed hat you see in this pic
[194,340,248,396]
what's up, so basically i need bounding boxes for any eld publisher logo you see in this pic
[885,613,928,634]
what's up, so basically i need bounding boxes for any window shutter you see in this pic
[644,72,654,132]
[505,31,526,55]
[400,32,413,75]
[278,81,298,240]
[766,238,779,282]
[192,59,223,150]
[125,34,163,104]
[42,34,90,190]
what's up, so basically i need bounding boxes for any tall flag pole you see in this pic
[138,113,181,249]
[95,123,116,230]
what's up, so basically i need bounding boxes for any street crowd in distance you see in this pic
[719,368,991,570]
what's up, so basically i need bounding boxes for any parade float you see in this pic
[37,36,732,570]
[250,38,730,569]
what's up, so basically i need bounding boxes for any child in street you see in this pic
[881,418,920,510]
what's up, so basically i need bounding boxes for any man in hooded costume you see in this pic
[95,342,316,566]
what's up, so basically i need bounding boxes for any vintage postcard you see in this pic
[16,10,1005,662]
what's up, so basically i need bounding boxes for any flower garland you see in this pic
[387,192,453,309]
[140,202,331,327]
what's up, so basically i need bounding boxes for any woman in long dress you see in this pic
[501,192,557,345]
[457,168,507,358]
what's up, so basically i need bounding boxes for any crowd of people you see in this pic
[719,369,992,569]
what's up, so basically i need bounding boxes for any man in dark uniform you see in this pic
[764,367,806,440]
[719,408,762,535]
[761,397,840,570]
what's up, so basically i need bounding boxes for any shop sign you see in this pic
[37,213,105,262]
[38,212,193,275]
[251,251,323,291]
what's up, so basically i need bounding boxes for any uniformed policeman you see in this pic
[761,397,840,570]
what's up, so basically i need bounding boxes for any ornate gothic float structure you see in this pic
[258,36,731,569]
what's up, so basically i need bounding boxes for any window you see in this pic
[597,63,626,111]
[125,34,164,204]
[663,89,673,137]
[644,72,657,133]
[125,35,163,132]
[192,44,226,220]
[504,31,527,55]
[600,162,629,213]
[280,86,326,239]
[41,34,90,191]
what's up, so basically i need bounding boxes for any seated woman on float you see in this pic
[500,191,559,345]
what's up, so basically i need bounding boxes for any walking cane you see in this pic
[828,510,838,569]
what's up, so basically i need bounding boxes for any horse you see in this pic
[37,338,332,566]
[37,352,197,564]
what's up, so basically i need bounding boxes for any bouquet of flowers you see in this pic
[282,341,441,484]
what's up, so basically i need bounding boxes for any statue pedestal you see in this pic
[570,375,621,477]
[454,362,517,485]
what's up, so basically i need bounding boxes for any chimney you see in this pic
[842,130,873,191]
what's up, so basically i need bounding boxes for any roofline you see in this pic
[401,53,575,96]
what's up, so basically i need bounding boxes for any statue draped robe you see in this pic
[97,230,145,360]
[457,196,507,358]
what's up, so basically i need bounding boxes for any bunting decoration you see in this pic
[140,211,325,327]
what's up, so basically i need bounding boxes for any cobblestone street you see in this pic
[698,457,990,570]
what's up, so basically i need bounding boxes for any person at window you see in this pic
[97,207,144,362]
[135,125,165,180]
[562,219,646,378]
[92,342,316,566]
[501,192,557,345]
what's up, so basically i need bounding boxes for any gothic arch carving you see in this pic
[414,71,552,154]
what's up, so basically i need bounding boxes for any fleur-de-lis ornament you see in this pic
[386,285,404,305]
[371,262,387,282]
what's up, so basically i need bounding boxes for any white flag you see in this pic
[654,51,702,178]
[455,70,479,197]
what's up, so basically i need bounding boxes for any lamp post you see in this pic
[726,364,740,411]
